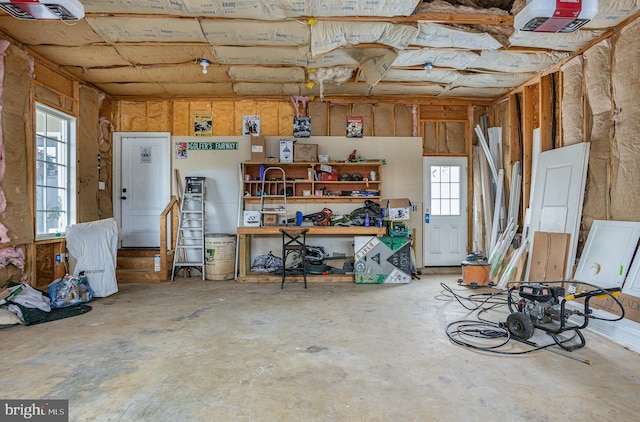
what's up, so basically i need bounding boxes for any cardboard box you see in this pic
[566,281,640,323]
[243,211,260,227]
[250,134,265,162]
[383,198,413,221]
[265,157,278,164]
[279,140,293,162]
[294,143,318,162]
[528,231,570,281]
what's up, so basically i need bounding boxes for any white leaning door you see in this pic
[525,142,590,280]
[115,133,171,248]
[423,156,468,266]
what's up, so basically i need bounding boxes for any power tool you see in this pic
[506,282,623,351]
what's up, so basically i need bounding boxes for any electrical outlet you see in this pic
[98,181,106,190]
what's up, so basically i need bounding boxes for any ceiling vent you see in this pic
[0,0,84,21]
[514,0,598,33]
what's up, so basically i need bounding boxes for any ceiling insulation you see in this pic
[0,0,636,100]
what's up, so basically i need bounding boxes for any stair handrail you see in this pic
[159,195,180,278]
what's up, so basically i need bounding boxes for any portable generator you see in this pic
[506,282,622,351]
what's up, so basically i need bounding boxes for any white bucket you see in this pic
[205,233,236,280]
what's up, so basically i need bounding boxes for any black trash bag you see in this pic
[349,200,383,226]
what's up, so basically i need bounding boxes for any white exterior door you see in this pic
[525,142,590,280]
[115,133,171,248]
[423,156,468,266]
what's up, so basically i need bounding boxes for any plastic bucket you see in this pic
[205,233,236,280]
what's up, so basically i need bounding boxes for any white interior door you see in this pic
[525,142,590,280]
[115,133,171,248]
[423,156,468,266]
[574,220,640,289]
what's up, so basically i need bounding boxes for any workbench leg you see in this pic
[238,234,251,278]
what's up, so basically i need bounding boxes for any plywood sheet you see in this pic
[278,102,296,136]
[86,17,207,43]
[228,66,304,83]
[415,22,502,50]
[255,101,280,136]
[201,19,309,46]
[115,45,216,65]
[212,101,235,135]
[0,17,104,46]
[560,57,584,146]
[30,46,130,67]
[172,101,191,136]
[393,49,479,69]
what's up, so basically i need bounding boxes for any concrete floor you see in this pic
[1,275,638,421]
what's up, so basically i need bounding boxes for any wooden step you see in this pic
[116,249,174,282]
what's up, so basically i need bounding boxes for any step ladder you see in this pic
[172,177,206,281]
[260,167,289,226]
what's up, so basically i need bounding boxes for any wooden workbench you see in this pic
[236,226,386,282]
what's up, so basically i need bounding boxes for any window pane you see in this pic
[46,114,64,140]
[431,166,440,182]
[451,199,460,215]
[451,183,460,199]
[441,200,451,215]
[441,166,450,183]
[451,166,460,183]
[432,181,440,199]
[432,199,441,215]
[440,183,450,199]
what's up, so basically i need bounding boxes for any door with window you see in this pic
[423,156,468,266]
[115,133,170,248]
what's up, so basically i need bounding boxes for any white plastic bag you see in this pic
[66,218,118,297]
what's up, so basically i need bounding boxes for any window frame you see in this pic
[34,103,77,240]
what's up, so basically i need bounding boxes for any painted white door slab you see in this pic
[423,156,468,266]
[525,142,590,280]
[573,220,640,289]
[119,134,170,247]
